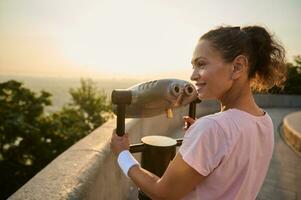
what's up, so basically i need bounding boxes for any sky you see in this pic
[0,0,300,80]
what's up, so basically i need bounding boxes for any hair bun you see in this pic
[242,26,286,91]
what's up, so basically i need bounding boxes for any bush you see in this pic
[0,78,112,199]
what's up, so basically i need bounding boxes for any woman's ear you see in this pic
[231,55,248,79]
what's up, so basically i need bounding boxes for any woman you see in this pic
[110,25,286,200]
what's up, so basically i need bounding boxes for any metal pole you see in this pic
[116,104,126,136]
[111,89,132,136]
[177,99,201,145]
[187,99,201,128]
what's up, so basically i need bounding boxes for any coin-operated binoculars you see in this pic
[111,79,201,200]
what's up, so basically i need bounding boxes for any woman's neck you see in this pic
[219,81,263,116]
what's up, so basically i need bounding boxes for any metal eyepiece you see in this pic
[184,84,194,96]
[170,84,182,96]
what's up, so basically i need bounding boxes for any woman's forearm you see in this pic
[128,166,168,200]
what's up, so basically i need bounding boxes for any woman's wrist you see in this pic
[117,150,140,177]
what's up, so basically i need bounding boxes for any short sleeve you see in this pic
[179,118,228,176]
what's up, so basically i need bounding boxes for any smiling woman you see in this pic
[110,25,287,200]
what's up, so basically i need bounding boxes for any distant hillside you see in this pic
[0,75,144,113]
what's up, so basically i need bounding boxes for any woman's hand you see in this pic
[183,116,196,130]
[110,130,130,156]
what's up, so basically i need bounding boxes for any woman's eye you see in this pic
[197,63,205,69]
[192,62,206,69]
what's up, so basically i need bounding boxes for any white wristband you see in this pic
[117,150,139,177]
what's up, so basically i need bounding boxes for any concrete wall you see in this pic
[254,94,301,107]
[283,111,301,154]
[9,94,301,199]
[9,119,131,200]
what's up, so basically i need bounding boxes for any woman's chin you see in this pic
[197,93,207,100]
[197,93,214,100]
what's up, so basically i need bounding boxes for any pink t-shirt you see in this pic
[179,108,274,200]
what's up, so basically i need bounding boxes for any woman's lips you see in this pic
[196,83,206,90]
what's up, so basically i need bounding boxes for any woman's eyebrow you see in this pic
[191,57,207,65]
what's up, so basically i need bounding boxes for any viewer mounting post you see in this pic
[111,89,132,136]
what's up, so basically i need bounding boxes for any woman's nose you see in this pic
[190,68,199,81]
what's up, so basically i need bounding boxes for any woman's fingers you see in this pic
[183,116,195,123]
[183,116,196,131]
[110,130,130,155]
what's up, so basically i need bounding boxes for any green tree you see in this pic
[0,79,112,199]
[50,78,113,150]
[0,80,54,199]
[69,78,112,130]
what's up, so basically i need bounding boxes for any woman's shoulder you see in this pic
[201,108,271,123]
[195,109,252,134]
[195,109,273,137]
[188,112,228,136]
[198,110,234,125]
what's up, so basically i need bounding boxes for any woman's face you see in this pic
[190,40,234,100]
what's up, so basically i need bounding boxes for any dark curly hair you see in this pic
[200,25,287,92]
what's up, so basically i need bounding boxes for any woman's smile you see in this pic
[195,83,207,94]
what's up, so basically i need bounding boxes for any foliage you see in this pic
[69,78,112,131]
[0,78,112,199]
[49,79,113,150]
[268,55,301,94]
[0,80,53,199]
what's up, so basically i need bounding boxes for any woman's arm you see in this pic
[128,153,205,200]
[111,131,205,200]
